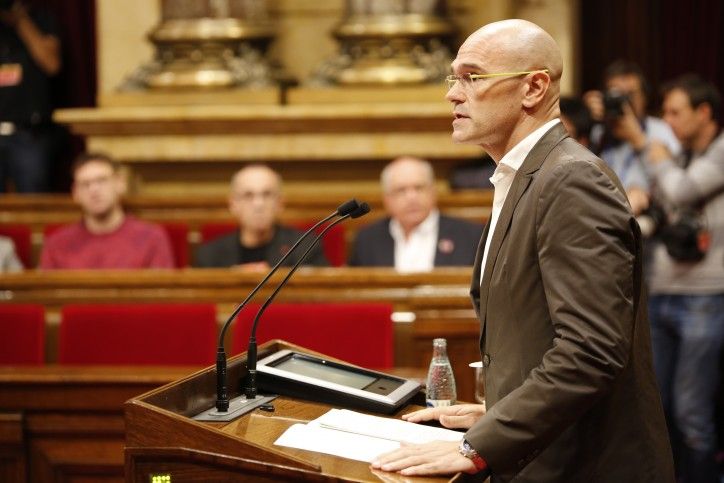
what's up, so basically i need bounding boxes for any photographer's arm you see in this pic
[2,3,60,76]
[647,139,724,206]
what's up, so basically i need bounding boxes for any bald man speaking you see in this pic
[372,20,674,482]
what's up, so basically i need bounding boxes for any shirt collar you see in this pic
[497,119,561,172]
[389,209,440,240]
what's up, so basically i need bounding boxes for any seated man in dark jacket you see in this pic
[195,164,328,269]
[349,157,483,271]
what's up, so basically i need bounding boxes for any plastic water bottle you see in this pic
[425,338,457,407]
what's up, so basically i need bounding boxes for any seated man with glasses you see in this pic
[195,164,328,270]
[349,156,483,271]
[40,153,174,269]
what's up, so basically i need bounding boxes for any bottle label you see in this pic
[426,399,453,407]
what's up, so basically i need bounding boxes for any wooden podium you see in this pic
[124,340,467,482]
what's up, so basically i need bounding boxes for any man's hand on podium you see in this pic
[370,440,476,476]
[402,403,486,429]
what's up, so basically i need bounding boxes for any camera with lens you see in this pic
[603,89,629,118]
[660,211,709,262]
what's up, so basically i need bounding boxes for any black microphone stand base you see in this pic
[192,394,277,422]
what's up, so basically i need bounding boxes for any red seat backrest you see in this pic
[0,224,33,268]
[232,302,393,368]
[59,304,217,365]
[0,304,45,364]
[199,223,236,244]
[160,222,189,268]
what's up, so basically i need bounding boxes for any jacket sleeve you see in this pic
[649,134,724,206]
[465,159,637,476]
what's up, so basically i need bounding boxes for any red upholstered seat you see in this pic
[296,221,346,267]
[232,303,393,368]
[59,304,217,365]
[0,224,33,268]
[199,221,346,267]
[199,222,236,244]
[0,304,45,364]
[160,222,189,268]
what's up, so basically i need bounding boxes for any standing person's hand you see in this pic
[612,102,647,150]
[371,441,476,476]
[402,404,486,429]
[626,187,650,216]
[0,2,26,27]
[582,90,605,122]
[646,141,672,165]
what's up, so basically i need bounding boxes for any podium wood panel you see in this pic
[125,340,459,482]
[0,365,197,483]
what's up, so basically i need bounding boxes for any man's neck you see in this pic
[240,226,275,248]
[84,207,125,234]
[485,115,556,163]
[691,121,719,154]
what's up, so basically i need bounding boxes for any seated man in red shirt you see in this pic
[40,153,174,269]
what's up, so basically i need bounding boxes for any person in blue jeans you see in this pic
[645,74,724,483]
[0,1,61,192]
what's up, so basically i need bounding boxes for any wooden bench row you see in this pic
[0,191,493,267]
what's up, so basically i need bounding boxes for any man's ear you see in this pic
[696,102,712,122]
[521,71,550,109]
[71,182,79,203]
[228,195,239,218]
[115,172,128,197]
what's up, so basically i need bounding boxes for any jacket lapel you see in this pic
[476,123,569,341]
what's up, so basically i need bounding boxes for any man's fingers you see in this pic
[439,414,477,429]
[402,407,442,422]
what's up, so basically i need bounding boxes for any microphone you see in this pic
[215,199,361,412]
[244,202,370,399]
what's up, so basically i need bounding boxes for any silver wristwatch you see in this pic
[458,438,486,471]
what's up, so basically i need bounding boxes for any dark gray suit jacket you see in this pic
[194,225,328,268]
[466,123,673,482]
[348,215,483,267]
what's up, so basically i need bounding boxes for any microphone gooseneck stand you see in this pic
[196,200,364,421]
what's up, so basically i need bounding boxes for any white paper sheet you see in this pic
[273,408,464,463]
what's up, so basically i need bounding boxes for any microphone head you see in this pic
[350,202,371,219]
[336,199,361,216]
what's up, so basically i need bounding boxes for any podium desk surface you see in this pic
[216,396,459,482]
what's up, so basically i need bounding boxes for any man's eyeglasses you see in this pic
[445,69,549,89]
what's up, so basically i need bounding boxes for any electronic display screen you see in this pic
[272,355,377,389]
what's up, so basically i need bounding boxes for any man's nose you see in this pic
[445,83,465,103]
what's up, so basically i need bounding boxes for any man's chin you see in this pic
[85,207,115,220]
[451,131,475,144]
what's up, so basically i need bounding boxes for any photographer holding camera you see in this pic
[0,0,60,192]
[583,60,680,216]
[643,74,724,483]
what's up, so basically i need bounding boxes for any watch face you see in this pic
[459,439,476,458]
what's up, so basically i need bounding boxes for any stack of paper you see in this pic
[274,408,463,462]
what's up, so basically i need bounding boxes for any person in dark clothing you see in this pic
[195,165,328,269]
[350,156,483,271]
[0,1,61,192]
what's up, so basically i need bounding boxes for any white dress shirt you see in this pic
[481,119,561,283]
[389,210,440,273]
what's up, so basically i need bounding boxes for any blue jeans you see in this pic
[0,128,51,193]
[649,293,724,483]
